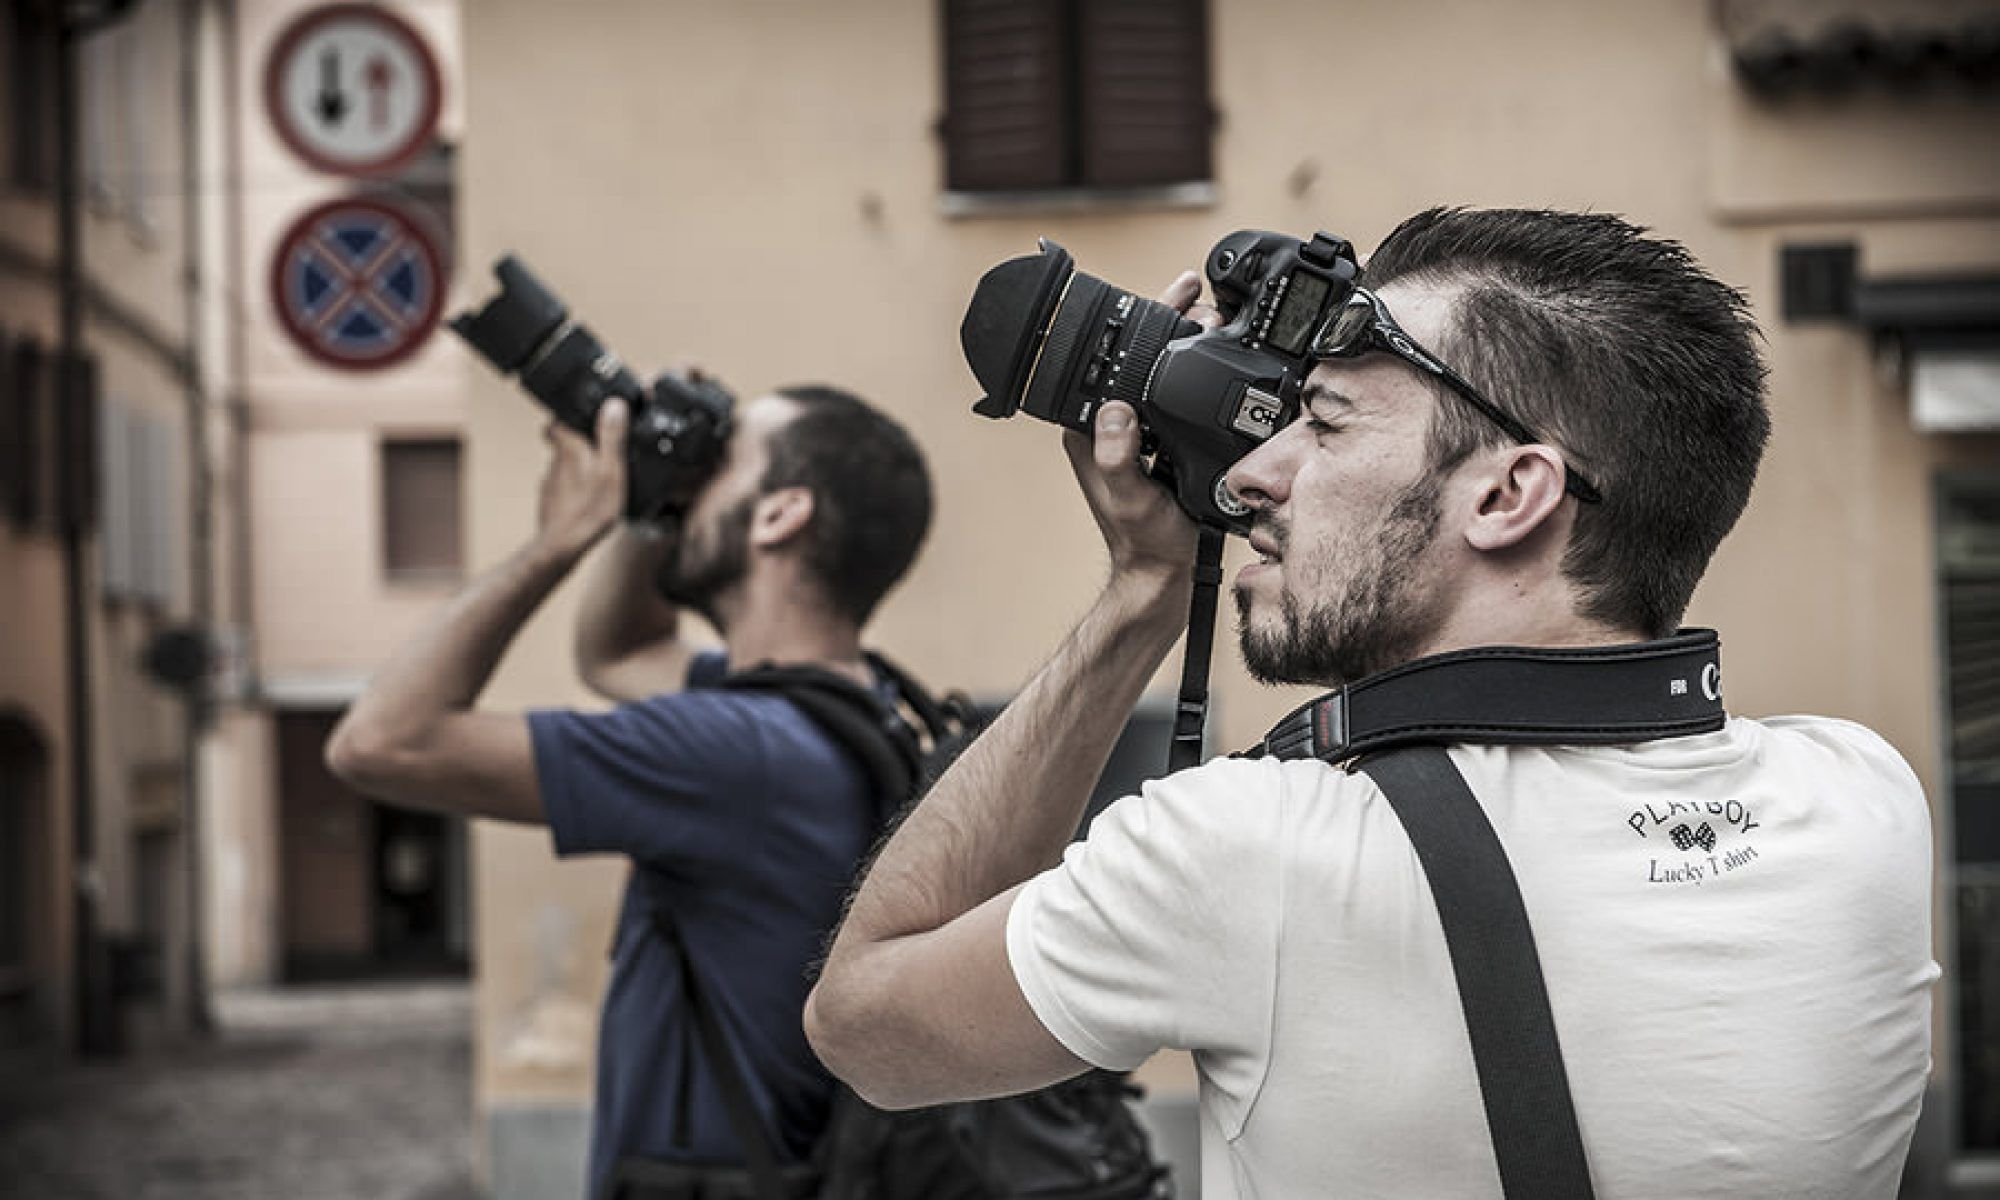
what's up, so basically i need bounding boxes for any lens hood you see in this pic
[960,239,1074,418]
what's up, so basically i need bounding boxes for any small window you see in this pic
[56,352,98,538]
[940,0,1212,201]
[5,0,59,194]
[381,438,463,581]
[4,339,47,532]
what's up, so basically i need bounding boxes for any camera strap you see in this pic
[1358,746,1595,1200]
[1170,527,1230,772]
[1244,629,1725,764]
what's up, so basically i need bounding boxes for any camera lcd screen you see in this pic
[1269,272,1332,356]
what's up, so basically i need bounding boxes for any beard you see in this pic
[1235,474,1448,688]
[654,493,755,626]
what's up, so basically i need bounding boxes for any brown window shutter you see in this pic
[1076,0,1211,188]
[56,352,98,537]
[0,332,16,530]
[6,339,45,531]
[942,0,1072,192]
[7,3,59,193]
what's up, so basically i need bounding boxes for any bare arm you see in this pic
[572,523,697,704]
[808,370,1207,1112]
[325,401,630,824]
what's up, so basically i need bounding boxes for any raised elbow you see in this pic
[324,717,408,798]
[804,980,924,1111]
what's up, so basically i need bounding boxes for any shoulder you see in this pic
[1082,753,1376,865]
[1740,713,1923,793]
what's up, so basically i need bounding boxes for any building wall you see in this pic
[454,0,2000,1190]
[201,0,469,990]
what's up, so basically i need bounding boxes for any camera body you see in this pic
[960,230,1361,531]
[451,256,735,524]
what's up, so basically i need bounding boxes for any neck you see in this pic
[1417,571,1647,661]
[711,568,870,686]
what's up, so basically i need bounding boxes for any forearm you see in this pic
[330,537,579,771]
[573,524,691,701]
[840,570,1187,946]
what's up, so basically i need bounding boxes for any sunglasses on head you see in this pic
[1309,289,1602,504]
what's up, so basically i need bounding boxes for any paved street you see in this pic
[0,983,480,1200]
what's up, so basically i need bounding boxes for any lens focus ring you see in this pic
[1108,302,1187,412]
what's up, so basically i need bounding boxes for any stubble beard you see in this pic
[654,493,756,627]
[1235,475,1448,688]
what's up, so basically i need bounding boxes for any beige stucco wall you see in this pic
[231,0,468,689]
[456,0,1999,1164]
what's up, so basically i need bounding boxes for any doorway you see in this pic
[276,711,467,980]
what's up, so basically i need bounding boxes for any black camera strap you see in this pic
[1245,629,1725,764]
[1170,527,1229,772]
[1358,746,1595,1200]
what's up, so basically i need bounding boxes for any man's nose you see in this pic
[1226,430,1293,513]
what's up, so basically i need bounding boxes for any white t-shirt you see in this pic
[1006,716,1937,1200]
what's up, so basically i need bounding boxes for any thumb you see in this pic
[1094,401,1142,474]
[595,398,630,455]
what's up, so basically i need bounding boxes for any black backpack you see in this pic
[673,653,1175,1200]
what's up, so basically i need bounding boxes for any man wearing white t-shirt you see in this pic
[806,208,1937,1198]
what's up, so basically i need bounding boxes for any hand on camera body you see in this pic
[1061,271,1219,604]
[535,397,630,562]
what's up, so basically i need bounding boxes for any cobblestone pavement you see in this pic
[0,983,482,1200]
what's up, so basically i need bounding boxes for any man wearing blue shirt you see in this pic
[328,382,932,1199]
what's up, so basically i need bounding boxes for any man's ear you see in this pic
[750,486,814,549]
[1464,445,1569,552]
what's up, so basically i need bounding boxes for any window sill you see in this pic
[940,181,1217,219]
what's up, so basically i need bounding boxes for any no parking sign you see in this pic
[269,195,445,371]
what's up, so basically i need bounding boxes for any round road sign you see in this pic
[265,3,442,177]
[270,195,446,370]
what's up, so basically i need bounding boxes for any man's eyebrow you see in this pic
[1300,380,1354,418]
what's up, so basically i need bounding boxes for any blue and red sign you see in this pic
[270,195,445,370]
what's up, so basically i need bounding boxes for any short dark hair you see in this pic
[1364,208,1771,636]
[761,384,933,624]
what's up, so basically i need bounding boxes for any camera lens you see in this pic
[962,240,1199,433]
[961,242,1075,420]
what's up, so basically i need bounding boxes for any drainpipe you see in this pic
[179,0,213,1035]
[56,0,142,1057]
[55,0,108,1058]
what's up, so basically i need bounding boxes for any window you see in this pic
[381,438,462,580]
[97,395,181,608]
[940,0,1212,200]
[5,0,58,194]
[1941,475,2000,1159]
[4,338,47,532]
[56,351,98,538]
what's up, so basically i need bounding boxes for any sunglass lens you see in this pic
[1313,295,1376,358]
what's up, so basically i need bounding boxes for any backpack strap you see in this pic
[1356,745,1595,1200]
[650,907,790,1200]
[714,656,962,820]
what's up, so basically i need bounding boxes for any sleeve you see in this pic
[1004,757,1288,1081]
[528,685,768,867]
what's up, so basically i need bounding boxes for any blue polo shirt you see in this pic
[528,654,879,1198]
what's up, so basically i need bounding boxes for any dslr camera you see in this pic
[960,230,1360,532]
[451,256,736,524]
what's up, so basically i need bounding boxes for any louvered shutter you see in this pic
[942,0,1071,192]
[56,351,97,537]
[1076,0,1210,188]
[7,339,44,531]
